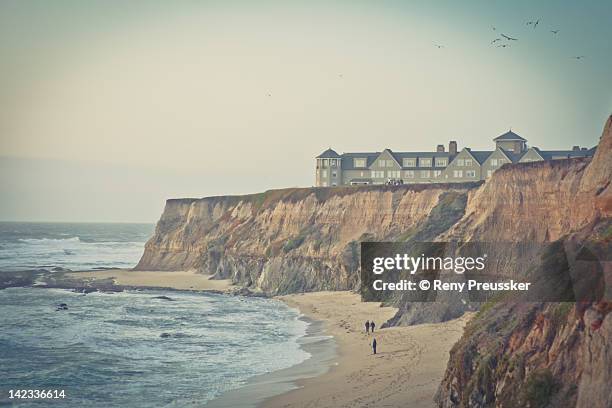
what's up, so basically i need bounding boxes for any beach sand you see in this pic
[67,269,234,291]
[266,291,471,408]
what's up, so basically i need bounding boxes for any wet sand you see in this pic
[67,269,234,291]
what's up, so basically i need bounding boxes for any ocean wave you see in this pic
[18,237,82,244]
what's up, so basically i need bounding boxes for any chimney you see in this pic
[449,141,457,155]
[437,144,445,152]
[572,145,580,151]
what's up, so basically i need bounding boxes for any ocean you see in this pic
[0,222,155,272]
[0,223,312,407]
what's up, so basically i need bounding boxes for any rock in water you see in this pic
[152,295,174,301]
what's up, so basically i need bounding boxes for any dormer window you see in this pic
[353,158,366,168]
[419,158,432,167]
[403,158,416,167]
[435,158,447,167]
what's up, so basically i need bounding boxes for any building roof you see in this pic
[493,131,527,142]
[499,148,527,163]
[340,152,380,170]
[316,148,341,158]
[532,147,595,160]
[465,150,494,164]
[340,150,453,170]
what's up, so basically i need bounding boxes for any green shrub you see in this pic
[523,369,557,407]
[283,236,305,253]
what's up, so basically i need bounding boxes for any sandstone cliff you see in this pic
[435,115,611,408]
[136,184,478,294]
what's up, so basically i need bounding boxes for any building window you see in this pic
[456,159,465,166]
[404,170,414,178]
[321,170,327,177]
[433,170,441,178]
[354,158,366,168]
[322,181,328,187]
[332,171,337,178]
[420,170,431,178]
[453,170,463,178]
[371,170,384,178]
[378,160,386,168]
[388,170,401,178]
[331,159,338,167]
[435,158,447,167]
[487,170,493,178]
[465,159,473,166]
[466,170,476,178]
[419,158,432,167]
[490,159,498,166]
[403,158,416,167]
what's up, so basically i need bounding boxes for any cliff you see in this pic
[136,183,478,294]
[435,115,611,408]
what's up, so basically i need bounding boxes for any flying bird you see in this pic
[501,33,518,41]
[572,56,586,60]
[551,30,559,34]
[497,44,511,48]
[491,38,502,44]
[434,44,444,49]
[492,26,496,31]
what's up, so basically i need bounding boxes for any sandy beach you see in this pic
[67,269,235,291]
[266,291,471,408]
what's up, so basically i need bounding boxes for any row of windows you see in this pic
[402,158,448,167]
[371,170,443,179]
[317,170,338,178]
[452,170,477,178]
[339,155,512,171]
[352,157,449,168]
[317,158,340,168]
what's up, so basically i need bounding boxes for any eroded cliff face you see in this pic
[435,116,611,408]
[136,184,477,294]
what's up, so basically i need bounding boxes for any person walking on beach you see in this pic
[370,321,376,333]
[365,320,370,333]
[371,337,377,355]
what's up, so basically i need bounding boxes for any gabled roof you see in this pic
[465,150,494,164]
[377,149,402,167]
[493,130,527,142]
[316,148,341,158]
[524,147,545,160]
[499,148,527,163]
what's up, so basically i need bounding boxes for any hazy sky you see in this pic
[1,0,611,222]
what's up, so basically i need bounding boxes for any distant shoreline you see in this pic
[0,268,236,294]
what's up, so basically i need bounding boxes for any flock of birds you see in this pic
[435,18,586,61]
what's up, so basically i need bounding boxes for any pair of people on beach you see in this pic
[365,320,377,354]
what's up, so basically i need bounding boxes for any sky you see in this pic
[1,0,611,222]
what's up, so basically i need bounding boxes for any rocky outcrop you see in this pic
[137,184,478,294]
[435,115,611,408]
